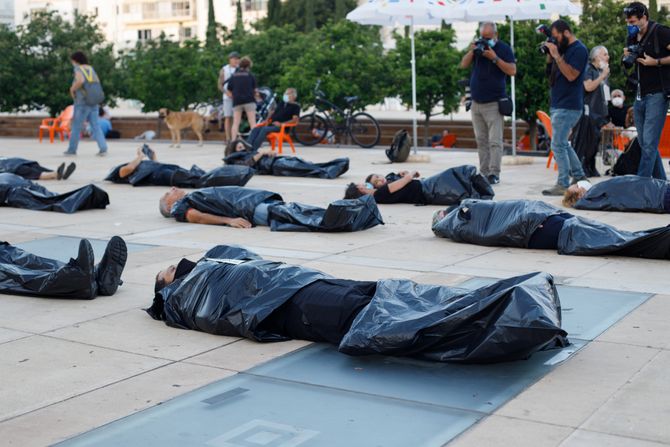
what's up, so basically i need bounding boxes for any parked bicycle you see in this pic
[292,81,381,148]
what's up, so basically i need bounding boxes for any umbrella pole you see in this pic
[510,17,517,157]
[411,16,418,154]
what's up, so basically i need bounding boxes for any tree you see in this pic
[335,0,348,21]
[304,1,316,32]
[278,0,358,32]
[280,21,391,111]
[120,34,218,111]
[267,0,281,27]
[649,0,659,20]
[233,0,245,37]
[389,28,462,145]
[205,0,218,47]
[0,11,119,115]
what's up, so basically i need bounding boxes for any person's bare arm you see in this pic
[118,150,143,178]
[481,48,516,76]
[546,42,581,82]
[387,171,418,194]
[584,66,609,92]
[217,69,225,92]
[252,148,275,163]
[70,71,84,98]
[272,114,299,127]
[185,209,252,228]
[459,45,476,69]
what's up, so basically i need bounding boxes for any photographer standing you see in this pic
[624,2,670,180]
[460,22,516,185]
[541,20,589,196]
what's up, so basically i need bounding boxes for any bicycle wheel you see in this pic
[349,112,381,148]
[293,113,328,146]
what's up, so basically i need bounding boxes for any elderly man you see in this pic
[344,165,494,205]
[0,236,127,299]
[106,145,254,187]
[460,22,517,185]
[0,173,109,213]
[608,89,632,128]
[243,88,301,151]
[562,175,670,213]
[432,198,670,259]
[158,185,383,232]
[147,245,567,364]
[0,157,76,181]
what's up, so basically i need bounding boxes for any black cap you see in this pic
[228,51,240,59]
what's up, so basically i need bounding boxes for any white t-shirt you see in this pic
[577,180,592,191]
[221,65,236,102]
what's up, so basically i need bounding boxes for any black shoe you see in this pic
[487,174,500,185]
[63,162,76,180]
[570,176,588,185]
[76,239,95,277]
[141,144,156,160]
[95,236,128,296]
[56,163,65,180]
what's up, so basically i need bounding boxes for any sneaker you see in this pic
[487,174,500,185]
[95,236,128,296]
[542,184,568,196]
[63,162,77,180]
[141,144,156,160]
[56,162,65,180]
[76,239,95,277]
[63,151,77,156]
[96,151,108,157]
[570,176,588,185]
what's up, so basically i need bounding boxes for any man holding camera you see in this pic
[460,22,516,185]
[624,2,670,180]
[542,20,589,196]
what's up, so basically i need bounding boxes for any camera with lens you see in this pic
[472,38,489,57]
[535,24,558,55]
[622,44,644,69]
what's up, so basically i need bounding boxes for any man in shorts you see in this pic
[218,51,241,144]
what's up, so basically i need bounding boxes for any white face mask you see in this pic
[283,94,290,103]
[611,97,624,107]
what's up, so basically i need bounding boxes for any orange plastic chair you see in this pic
[267,121,297,154]
[536,110,557,171]
[39,106,74,143]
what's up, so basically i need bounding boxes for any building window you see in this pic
[138,29,152,41]
[230,0,266,11]
[172,1,191,17]
[142,2,158,19]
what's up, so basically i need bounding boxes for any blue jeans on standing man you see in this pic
[634,92,668,180]
[550,108,586,188]
[65,104,108,155]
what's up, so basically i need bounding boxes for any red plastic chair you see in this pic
[267,121,297,154]
[39,106,73,143]
[536,110,557,171]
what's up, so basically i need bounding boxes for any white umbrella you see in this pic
[449,0,582,155]
[347,0,465,152]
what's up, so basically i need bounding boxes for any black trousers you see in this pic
[0,242,97,299]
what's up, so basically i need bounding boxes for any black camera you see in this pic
[622,44,644,68]
[473,38,489,56]
[535,24,558,55]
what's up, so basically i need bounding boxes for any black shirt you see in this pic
[226,70,257,106]
[634,22,670,96]
[270,102,301,123]
[528,213,574,249]
[608,104,630,127]
[373,179,425,204]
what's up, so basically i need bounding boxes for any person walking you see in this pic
[64,51,108,156]
[218,51,241,144]
[226,56,257,141]
[459,22,517,185]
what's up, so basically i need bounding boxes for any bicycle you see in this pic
[292,80,381,148]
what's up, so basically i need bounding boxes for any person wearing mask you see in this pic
[460,22,517,185]
[226,56,257,141]
[608,89,632,127]
[217,52,241,144]
[243,88,300,150]
[542,20,590,196]
[624,2,670,179]
[64,51,108,156]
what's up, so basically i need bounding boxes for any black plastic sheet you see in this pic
[106,161,254,188]
[0,157,50,180]
[571,114,601,177]
[0,173,109,213]
[172,186,282,222]
[575,176,668,213]
[420,165,495,205]
[149,245,567,363]
[225,151,349,179]
[0,241,97,299]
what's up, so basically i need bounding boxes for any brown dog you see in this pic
[159,108,205,147]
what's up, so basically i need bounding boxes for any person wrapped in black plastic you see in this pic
[0,236,127,299]
[106,145,254,188]
[158,186,383,232]
[344,165,494,205]
[0,173,109,213]
[0,157,76,181]
[562,175,670,213]
[224,140,349,179]
[147,245,567,364]
[432,199,670,259]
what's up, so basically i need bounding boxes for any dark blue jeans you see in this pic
[634,93,668,180]
[248,125,280,150]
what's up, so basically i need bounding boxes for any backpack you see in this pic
[79,66,105,106]
[386,129,411,163]
[611,137,641,176]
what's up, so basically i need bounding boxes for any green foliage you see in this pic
[277,0,357,32]
[304,1,316,32]
[389,28,462,142]
[233,0,245,37]
[649,0,659,20]
[280,21,391,111]
[267,0,282,27]
[0,11,118,115]
[335,0,348,21]
[119,35,219,112]
[205,0,219,47]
